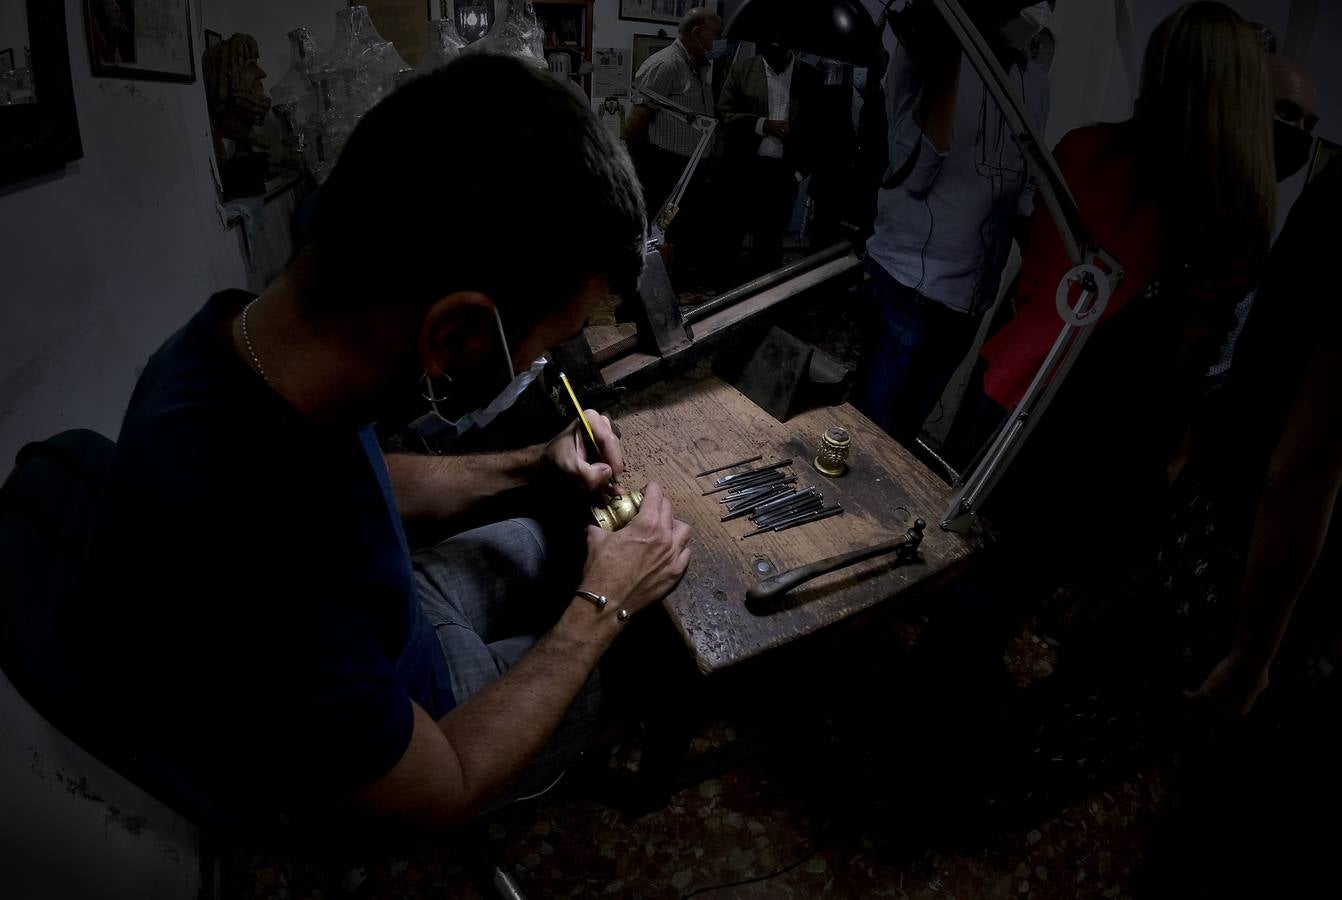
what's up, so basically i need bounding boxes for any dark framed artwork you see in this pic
[84,0,196,83]
[204,29,222,48]
[0,49,14,72]
[0,0,84,186]
[631,32,674,77]
[620,0,693,26]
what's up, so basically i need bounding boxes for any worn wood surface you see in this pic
[584,323,639,364]
[612,368,980,674]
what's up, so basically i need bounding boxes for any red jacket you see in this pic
[981,124,1160,410]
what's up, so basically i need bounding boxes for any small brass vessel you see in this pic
[813,426,851,477]
[592,487,645,532]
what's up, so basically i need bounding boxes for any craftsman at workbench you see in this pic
[71,57,691,829]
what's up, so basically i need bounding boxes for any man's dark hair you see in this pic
[306,55,646,336]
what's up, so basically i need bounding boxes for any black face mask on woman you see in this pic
[1275,119,1314,182]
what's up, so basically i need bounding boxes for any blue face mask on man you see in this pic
[692,29,735,63]
[696,32,732,62]
[409,307,548,441]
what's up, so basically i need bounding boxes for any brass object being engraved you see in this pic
[592,488,645,532]
[813,426,851,477]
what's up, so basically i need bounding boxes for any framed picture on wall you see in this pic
[84,0,196,83]
[2,0,84,186]
[203,30,222,49]
[631,33,674,78]
[620,0,693,26]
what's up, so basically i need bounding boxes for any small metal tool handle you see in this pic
[745,519,925,603]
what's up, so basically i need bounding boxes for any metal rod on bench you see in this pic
[696,455,763,478]
[713,459,793,487]
[721,476,798,502]
[682,240,853,325]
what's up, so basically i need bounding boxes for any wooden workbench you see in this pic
[613,368,981,674]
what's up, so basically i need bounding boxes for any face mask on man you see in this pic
[408,306,549,441]
[998,1,1052,51]
[1274,119,1314,182]
[698,34,732,62]
[697,31,730,63]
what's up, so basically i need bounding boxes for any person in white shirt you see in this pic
[855,1,1051,444]
[718,43,822,275]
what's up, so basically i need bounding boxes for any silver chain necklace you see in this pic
[240,298,272,387]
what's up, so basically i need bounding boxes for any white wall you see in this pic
[592,1,673,70]
[0,9,227,900]
[0,2,337,898]
[1043,1,1137,145]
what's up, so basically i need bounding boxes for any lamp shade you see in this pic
[724,0,883,67]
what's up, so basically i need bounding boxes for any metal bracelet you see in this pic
[576,590,631,624]
[574,589,608,610]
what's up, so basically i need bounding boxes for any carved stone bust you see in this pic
[202,34,272,197]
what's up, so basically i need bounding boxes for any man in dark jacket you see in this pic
[717,42,822,275]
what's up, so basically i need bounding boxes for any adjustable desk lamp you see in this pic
[630,86,719,243]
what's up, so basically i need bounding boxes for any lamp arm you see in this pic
[630,86,719,242]
[919,0,1128,531]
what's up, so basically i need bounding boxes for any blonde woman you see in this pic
[915,4,1277,666]
[981,0,1276,416]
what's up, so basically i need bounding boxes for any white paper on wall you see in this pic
[592,47,630,98]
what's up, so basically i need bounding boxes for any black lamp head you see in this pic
[724,0,883,68]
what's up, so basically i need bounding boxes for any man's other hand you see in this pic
[764,119,791,140]
[543,410,626,495]
[581,482,691,616]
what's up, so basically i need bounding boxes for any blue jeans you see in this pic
[855,257,980,443]
[413,518,605,809]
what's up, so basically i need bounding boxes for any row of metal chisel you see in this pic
[696,455,845,539]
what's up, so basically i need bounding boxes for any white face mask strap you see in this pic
[416,304,509,413]
[490,305,516,379]
[419,304,511,411]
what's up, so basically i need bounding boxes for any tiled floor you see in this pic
[220,613,1184,900]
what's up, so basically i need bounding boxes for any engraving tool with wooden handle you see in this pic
[745,520,926,603]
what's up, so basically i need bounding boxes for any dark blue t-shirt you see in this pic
[84,291,453,817]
